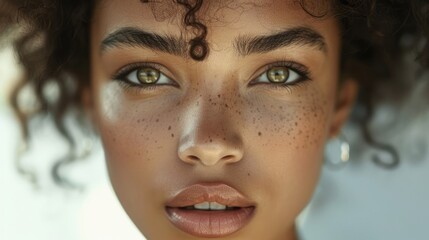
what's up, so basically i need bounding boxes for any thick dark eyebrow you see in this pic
[234,27,327,56]
[100,27,188,56]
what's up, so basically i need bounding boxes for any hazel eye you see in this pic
[123,66,173,86]
[255,66,302,85]
[137,67,160,84]
[267,67,289,83]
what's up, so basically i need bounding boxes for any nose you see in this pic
[178,97,244,167]
[178,135,244,166]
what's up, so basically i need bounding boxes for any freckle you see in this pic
[209,138,213,142]
[171,133,174,138]
[279,106,283,110]
[295,122,298,126]
[247,172,250,176]
[225,104,229,108]
[217,94,221,98]
[156,119,159,122]
[258,132,262,136]
[223,137,226,141]
[168,126,171,130]
[112,137,116,142]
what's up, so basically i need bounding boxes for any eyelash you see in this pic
[112,61,312,92]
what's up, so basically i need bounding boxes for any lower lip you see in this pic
[165,207,255,237]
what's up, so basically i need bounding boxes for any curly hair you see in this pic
[1,0,428,187]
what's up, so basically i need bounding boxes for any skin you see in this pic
[89,0,357,239]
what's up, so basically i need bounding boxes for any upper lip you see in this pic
[165,183,256,208]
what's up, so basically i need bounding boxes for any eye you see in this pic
[125,67,172,85]
[136,67,160,84]
[254,66,302,85]
[113,63,177,89]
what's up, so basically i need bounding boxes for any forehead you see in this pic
[92,0,339,42]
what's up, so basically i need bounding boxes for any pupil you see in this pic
[268,67,288,83]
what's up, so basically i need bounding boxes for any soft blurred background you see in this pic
[1,44,429,240]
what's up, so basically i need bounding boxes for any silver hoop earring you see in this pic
[324,133,350,169]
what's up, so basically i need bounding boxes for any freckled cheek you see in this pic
[243,100,327,176]
[246,102,328,158]
[240,99,328,219]
[94,94,181,187]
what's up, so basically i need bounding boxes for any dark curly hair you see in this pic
[1,0,428,187]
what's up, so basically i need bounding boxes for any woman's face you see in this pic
[90,0,351,239]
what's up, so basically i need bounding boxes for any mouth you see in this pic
[165,183,256,238]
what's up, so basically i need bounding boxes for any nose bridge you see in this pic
[178,90,244,167]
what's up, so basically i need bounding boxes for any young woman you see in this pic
[1,0,428,239]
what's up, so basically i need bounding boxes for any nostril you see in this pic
[189,155,200,161]
[221,155,235,161]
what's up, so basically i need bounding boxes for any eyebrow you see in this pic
[234,27,327,56]
[100,27,188,56]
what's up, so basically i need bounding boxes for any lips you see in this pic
[165,183,256,238]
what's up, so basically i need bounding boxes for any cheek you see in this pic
[93,83,183,206]
[244,87,330,157]
[241,87,331,217]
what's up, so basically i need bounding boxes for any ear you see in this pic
[328,78,359,138]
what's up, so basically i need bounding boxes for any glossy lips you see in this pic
[165,183,256,238]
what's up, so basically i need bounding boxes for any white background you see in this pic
[1,46,428,240]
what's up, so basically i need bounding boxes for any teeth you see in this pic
[193,201,227,210]
[194,202,210,210]
[210,202,227,210]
